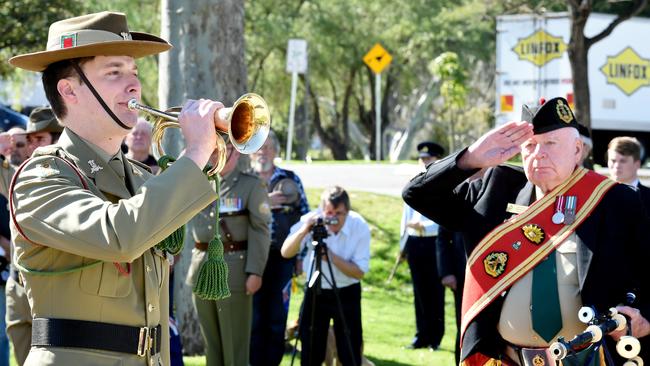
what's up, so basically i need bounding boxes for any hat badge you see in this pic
[556,100,573,124]
[120,32,132,41]
[422,146,429,153]
[60,34,77,49]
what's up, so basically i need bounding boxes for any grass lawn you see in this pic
[184,188,459,366]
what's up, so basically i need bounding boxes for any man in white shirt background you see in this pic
[282,186,370,366]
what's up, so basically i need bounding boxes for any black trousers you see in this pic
[251,249,295,366]
[300,282,362,366]
[405,235,445,346]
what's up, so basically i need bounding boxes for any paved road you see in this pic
[280,162,421,197]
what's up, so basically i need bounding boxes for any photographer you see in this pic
[281,186,370,366]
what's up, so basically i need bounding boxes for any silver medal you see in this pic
[552,211,565,224]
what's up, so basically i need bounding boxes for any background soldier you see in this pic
[8,11,219,365]
[0,107,63,366]
[187,143,271,366]
[399,141,446,350]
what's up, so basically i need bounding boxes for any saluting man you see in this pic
[187,143,271,366]
[8,11,220,366]
[403,97,650,365]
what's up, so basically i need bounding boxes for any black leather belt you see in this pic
[32,318,162,357]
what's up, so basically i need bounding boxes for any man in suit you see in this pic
[403,97,650,365]
[8,11,220,365]
[399,141,445,350]
[607,136,650,211]
[187,143,271,366]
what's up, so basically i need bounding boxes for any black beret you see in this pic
[521,97,579,135]
[417,141,444,158]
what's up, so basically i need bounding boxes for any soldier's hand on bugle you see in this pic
[179,99,224,169]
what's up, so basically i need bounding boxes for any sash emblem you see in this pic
[522,223,545,244]
[483,252,508,278]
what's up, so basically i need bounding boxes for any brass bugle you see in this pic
[127,93,271,176]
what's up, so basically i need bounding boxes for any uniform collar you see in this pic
[57,128,132,198]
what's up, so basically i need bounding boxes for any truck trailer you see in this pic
[496,12,650,164]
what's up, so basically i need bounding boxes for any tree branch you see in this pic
[587,0,648,47]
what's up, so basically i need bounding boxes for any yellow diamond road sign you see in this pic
[363,43,392,74]
[600,47,650,96]
[512,29,567,67]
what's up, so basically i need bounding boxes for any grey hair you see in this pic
[267,130,281,154]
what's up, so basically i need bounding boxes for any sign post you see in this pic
[286,39,308,160]
[363,43,392,162]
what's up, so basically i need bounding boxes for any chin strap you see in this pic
[72,63,131,130]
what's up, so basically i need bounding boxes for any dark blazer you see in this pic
[637,182,650,214]
[403,150,650,361]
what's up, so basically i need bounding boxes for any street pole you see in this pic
[375,72,381,162]
[286,71,298,161]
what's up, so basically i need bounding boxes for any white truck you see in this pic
[496,12,650,164]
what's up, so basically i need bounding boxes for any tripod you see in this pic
[290,221,359,366]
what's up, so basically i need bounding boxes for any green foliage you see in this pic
[0,1,83,76]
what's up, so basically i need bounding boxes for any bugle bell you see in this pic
[127,93,271,175]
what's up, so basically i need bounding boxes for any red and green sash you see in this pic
[460,167,616,352]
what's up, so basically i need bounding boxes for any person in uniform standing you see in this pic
[403,97,650,365]
[8,11,220,366]
[0,107,63,366]
[250,130,309,366]
[399,141,445,350]
[187,143,271,366]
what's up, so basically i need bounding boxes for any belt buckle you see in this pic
[137,327,150,357]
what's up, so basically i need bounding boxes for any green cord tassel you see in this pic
[153,155,185,254]
[193,176,230,300]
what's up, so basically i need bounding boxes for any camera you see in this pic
[311,216,339,242]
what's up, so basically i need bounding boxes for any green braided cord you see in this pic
[157,155,175,170]
[154,155,185,253]
[14,259,102,276]
[193,177,230,300]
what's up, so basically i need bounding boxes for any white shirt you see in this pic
[399,203,439,251]
[290,209,371,289]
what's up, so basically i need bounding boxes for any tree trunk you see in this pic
[159,0,246,355]
[567,0,647,129]
[568,4,591,128]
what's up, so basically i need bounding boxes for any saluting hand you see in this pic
[458,121,533,170]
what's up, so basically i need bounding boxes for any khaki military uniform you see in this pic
[10,129,217,366]
[0,159,32,365]
[187,165,271,366]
